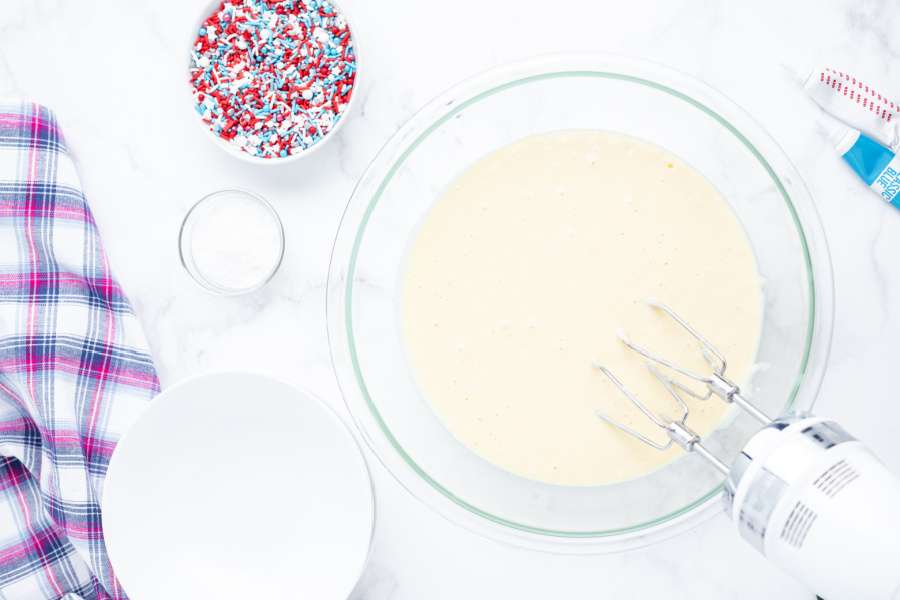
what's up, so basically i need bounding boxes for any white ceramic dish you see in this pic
[187,0,360,165]
[102,372,374,600]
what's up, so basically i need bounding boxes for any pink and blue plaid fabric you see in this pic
[0,101,159,599]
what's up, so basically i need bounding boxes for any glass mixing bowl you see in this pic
[326,55,833,552]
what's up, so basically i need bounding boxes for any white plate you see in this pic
[102,372,374,600]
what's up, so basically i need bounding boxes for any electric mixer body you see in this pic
[597,302,900,600]
[725,416,900,599]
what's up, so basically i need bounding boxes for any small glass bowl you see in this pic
[179,189,285,296]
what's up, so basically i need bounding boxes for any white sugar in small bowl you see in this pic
[179,189,285,295]
[187,0,360,165]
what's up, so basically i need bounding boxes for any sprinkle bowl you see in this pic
[187,0,360,165]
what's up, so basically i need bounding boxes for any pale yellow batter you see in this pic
[402,130,762,486]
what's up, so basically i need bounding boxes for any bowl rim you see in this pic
[186,0,361,165]
[326,53,835,553]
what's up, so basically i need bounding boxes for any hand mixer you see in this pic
[595,301,900,600]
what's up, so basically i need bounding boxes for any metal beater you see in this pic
[593,363,731,475]
[594,300,900,600]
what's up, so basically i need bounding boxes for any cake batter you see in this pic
[402,130,762,486]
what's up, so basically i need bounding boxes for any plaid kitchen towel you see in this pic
[0,101,160,599]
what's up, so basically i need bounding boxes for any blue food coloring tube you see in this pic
[837,128,900,208]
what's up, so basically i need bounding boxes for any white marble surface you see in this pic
[2,0,900,598]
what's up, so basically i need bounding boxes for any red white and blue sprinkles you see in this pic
[190,0,356,159]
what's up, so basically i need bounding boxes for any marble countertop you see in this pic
[3,0,900,598]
